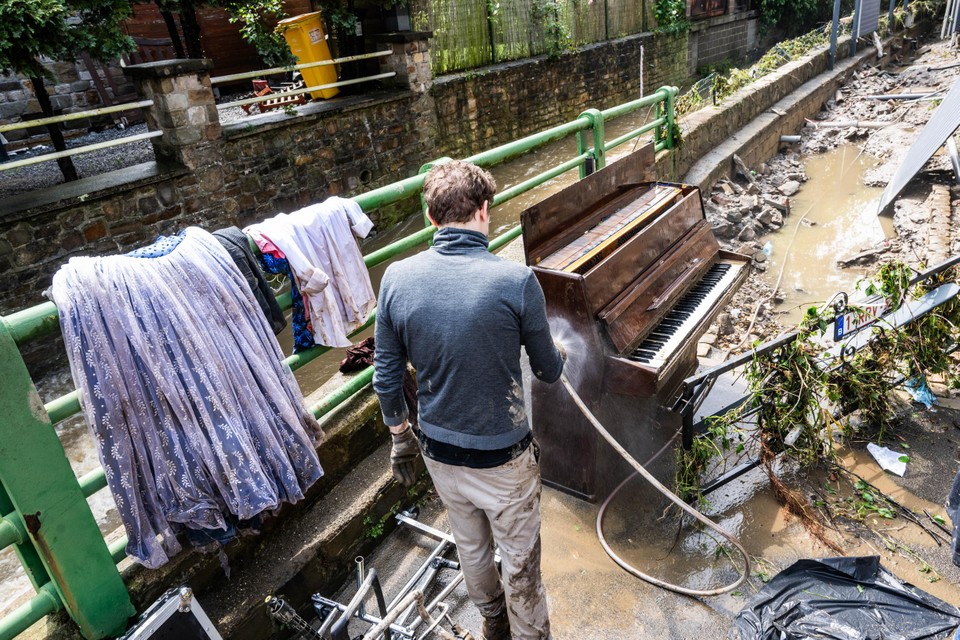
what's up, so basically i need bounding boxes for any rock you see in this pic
[716,313,735,336]
[711,221,737,239]
[701,332,718,345]
[720,182,736,196]
[752,261,768,272]
[740,194,761,212]
[738,225,757,242]
[763,195,790,213]
[711,194,736,207]
[778,180,801,196]
[697,342,712,358]
[752,250,768,263]
[725,210,743,224]
[757,207,777,226]
[745,182,760,195]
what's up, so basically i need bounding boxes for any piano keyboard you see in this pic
[627,261,743,368]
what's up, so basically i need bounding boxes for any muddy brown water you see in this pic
[764,144,895,325]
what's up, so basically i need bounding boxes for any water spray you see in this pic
[557,370,750,596]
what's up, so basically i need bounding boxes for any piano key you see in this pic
[628,261,745,369]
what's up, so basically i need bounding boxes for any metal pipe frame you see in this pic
[211,50,393,85]
[0,131,164,172]
[0,101,154,134]
[329,567,391,640]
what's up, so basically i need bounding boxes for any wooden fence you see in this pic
[410,0,654,74]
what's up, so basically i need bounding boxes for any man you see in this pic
[373,160,565,640]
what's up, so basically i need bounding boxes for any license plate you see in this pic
[834,299,889,341]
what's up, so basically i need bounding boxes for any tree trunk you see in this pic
[178,0,204,59]
[160,9,187,58]
[29,76,78,182]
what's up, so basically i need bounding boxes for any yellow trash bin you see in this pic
[278,12,339,100]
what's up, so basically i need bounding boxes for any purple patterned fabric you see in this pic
[52,227,323,568]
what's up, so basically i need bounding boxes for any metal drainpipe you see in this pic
[852,0,862,56]
[830,0,842,69]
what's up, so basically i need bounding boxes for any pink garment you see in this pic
[245,197,375,348]
[249,232,285,259]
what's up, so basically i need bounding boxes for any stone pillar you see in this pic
[374,32,439,155]
[123,59,222,171]
[375,31,435,94]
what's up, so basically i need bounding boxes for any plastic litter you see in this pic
[762,241,773,256]
[905,375,939,410]
[867,442,908,477]
[735,556,960,640]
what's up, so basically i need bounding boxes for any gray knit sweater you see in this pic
[373,227,563,450]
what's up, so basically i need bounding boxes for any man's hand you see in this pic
[390,423,420,487]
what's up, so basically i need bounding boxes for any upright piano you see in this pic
[522,145,749,501]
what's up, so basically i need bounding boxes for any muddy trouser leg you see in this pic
[422,446,551,640]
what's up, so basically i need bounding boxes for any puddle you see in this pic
[764,145,895,325]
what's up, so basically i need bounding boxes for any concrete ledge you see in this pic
[221,90,416,141]
[682,39,880,192]
[652,34,856,183]
[2,161,189,222]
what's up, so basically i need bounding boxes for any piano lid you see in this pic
[521,143,658,267]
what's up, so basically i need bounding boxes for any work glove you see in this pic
[554,339,567,362]
[390,424,420,487]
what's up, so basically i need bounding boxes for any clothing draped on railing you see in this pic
[247,196,376,349]
[52,227,324,568]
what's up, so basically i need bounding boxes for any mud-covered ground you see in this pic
[703,37,960,357]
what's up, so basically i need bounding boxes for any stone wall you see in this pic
[687,11,760,75]
[0,62,131,145]
[432,31,688,157]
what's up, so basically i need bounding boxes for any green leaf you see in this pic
[856,584,864,593]
[898,455,910,463]
[933,514,946,525]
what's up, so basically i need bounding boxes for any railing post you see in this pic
[0,485,50,593]
[576,109,605,178]
[665,86,678,151]
[0,322,133,639]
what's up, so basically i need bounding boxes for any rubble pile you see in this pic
[703,38,960,357]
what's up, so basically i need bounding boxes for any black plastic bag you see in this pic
[735,556,960,640]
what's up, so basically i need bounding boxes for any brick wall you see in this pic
[433,31,688,157]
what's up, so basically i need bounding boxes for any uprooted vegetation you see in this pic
[676,259,960,558]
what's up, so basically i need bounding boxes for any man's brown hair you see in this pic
[423,160,497,226]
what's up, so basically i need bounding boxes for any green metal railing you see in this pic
[0,85,678,640]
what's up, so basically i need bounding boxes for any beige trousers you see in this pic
[422,446,551,640]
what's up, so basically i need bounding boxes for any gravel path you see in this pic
[0,100,252,200]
